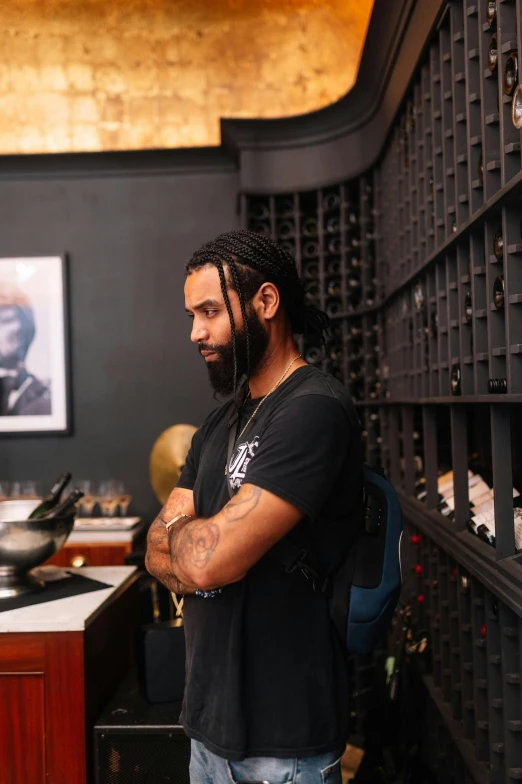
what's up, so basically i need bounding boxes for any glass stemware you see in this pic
[77,480,99,517]
[114,480,132,517]
[98,480,120,518]
[21,480,42,499]
[0,481,11,501]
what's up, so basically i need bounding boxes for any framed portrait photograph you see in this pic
[0,255,70,435]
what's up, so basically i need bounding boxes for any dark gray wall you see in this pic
[0,155,239,521]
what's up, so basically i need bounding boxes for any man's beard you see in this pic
[200,307,269,397]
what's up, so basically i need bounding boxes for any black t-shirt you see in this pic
[177,365,364,761]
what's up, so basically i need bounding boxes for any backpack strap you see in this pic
[271,538,331,594]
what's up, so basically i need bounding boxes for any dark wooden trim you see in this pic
[0,147,238,181]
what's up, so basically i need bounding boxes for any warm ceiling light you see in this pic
[0,0,374,154]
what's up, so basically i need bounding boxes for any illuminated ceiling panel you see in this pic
[0,0,374,153]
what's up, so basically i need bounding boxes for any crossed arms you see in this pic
[145,483,304,594]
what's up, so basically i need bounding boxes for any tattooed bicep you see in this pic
[223,485,262,522]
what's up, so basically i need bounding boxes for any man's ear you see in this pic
[258,282,280,320]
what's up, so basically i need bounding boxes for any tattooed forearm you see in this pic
[145,493,199,592]
[169,520,220,571]
[223,485,262,522]
[147,517,170,549]
[160,494,190,525]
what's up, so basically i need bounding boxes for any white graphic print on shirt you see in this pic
[228,436,260,490]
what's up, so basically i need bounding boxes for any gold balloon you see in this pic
[149,424,198,505]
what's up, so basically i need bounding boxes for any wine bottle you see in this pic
[40,488,84,519]
[323,193,340,212]
[451,365,461,396]
[347,276,361,293]
[304,280,320,303]
[252,221,271,236]
[276,220,294,239]
[327,278,342,298]
[327,259,341,275]
[302,260,319,280]
[486,0,496,27]
[302,240,319,258]
[366,289,376,308]
[325,298,343,318]
[493,227,503,260]
[304,345,322,365]
[249,202,270,220]
[414,282,425,311]
[28,472,72,519]
[493,275,504,309]
[488,377,507,393]
[504,51,518,96]
[280,241,295,256]
[325,216,340,234]
[350,347,364,363]
[302,217,318,238]
[465,291,473,323]
[368,381,382,400]
[329,344,344,364]
[488,33,498,73]
[478,524,496,546]
[327,237,341,255]
[514,86,522,130]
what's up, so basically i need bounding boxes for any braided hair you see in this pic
[186,229,330,406]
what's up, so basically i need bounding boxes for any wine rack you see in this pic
[402,520,522,784]
[243,2,522,780]
[244,180,387,468]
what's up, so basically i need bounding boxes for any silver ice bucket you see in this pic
[0,500,75,599]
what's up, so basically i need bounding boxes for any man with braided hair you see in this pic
[146,230,364,784]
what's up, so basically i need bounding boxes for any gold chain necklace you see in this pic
[225,354,302,476]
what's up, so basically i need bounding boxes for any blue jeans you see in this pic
[189,739,344,784]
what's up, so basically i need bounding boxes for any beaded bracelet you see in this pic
[195,587,223,599]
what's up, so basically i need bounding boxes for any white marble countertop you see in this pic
[0,565,137,633]
[67,520,147,544]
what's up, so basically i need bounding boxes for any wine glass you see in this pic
[114,481,132,517]
[10,482,22,500]
[98,480,120,518]
[22,481,42,500]
[77,480,98,517]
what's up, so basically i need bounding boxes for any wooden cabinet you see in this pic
[49,541,134,567]
[46,522,147,568]
[0,567,139,784]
